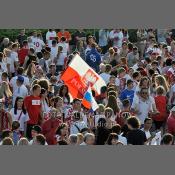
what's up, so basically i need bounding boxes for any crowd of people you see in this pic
[0,29,175,145]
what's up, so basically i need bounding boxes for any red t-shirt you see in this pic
[154,95,167,121]
[167,115,175,135]
[24,95,41,125]
[18,47,29,65]
[42,118,62,145]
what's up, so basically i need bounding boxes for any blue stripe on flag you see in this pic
[84,92,92,102]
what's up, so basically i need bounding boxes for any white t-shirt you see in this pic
[34,38,45,53]
[7,52,19,73]
[10,108,29,131]
[109,30,124,48]
[51,46,58,61]
[10,76,30,88]
[94,114,105,127]
[70,121,87,135]
[46,31,57,47]
[57,42,69,56]
[0,61,7,73]
[31,36,38,46]
[13,84,28,106]
[100,72,111,84]
[131,96,155,124]
[56,52,66,66]
[28,43,36,50]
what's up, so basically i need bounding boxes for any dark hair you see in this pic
[36,52,43,59]
[106,133,118,145]
[59,85,70,104]
[100,86,107,94]
[12,121,20,131]
[14,97,26,115]
[105,64,112,73]
[151,61,159,66]
[128,43,133,50]
[148,69,155,76]
[36,134,46,145]
[60,36,66,42]
[2,72,8,78]
[127,79,133,86]
[29,48,35,54]
[127,117,140,129]
[165,59,172,66]
[145,57,152,64]
[161,134,174,145]
[22,40,28,46]
[56,123,67,136]
[52,40,57,45]
[57,140,68,145]
[17,67,24,75]
[132,71,140,79]
[122,99,130,108]
[2,130,12,140]
[111,124,121,135]
[144,117,152,124]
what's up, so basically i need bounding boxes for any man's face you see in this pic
[73,101,81,110]
[140,89,149,99]
[128,82,134,89]
[33,32,37,37]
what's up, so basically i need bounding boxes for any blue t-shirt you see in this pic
[119,88,135,105]
[86,48,101,73]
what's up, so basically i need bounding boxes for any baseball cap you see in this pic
[32,125,42,133]
[17,76,24,83]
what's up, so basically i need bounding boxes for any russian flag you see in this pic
[82,86,99,111]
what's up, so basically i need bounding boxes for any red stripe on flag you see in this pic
[61,67,87,99]
[82,99,91,109]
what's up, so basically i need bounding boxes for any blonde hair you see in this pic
[0,81,12,98]
[155,75,169,93]
[17,138,29,145]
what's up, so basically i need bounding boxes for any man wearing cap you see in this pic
[12,75,28,107]
[167,107,175,136]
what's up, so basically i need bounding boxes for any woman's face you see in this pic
[62,86,68,95]
[111,138,118,145]
[56,99,63,108]
[17,99,23,109]
[155,78,160,85]
[142,80,148,87]
[61,126,68,136]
